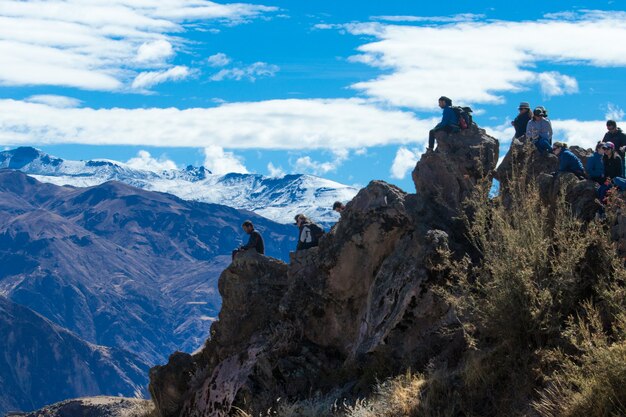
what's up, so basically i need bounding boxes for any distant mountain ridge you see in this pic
[0,147,357,226]
[0,296,149,415]
[0,170,296,366]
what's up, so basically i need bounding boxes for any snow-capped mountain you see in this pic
[0,147,357,226]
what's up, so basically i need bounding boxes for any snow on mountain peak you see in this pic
[0,147,358,225]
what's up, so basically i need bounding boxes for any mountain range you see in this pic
[0,295,149,414]
[0,169,298,414]
[0,147,357,227]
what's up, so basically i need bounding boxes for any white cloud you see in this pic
[136,40,174,65]
[390,147,420,179]
[207,52,231,67]
[0,98,433,150]
[126,150,178,171]
[537,72,578,97]
[0,0,277,90]
[203,145,248,174]
[292,149,349,175]
[24,94,82,108]
[132,65,191,90]
[210,62,279,82]
[328,12,626,109]
[606,103,625,121]
[267,162,285,177]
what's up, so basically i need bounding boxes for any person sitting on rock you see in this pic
[428,96,459,151]
[512,101,532,140]
[332,201,345,213]
[586,142,606,184]
[603,141,624,179]
[602,120,626,159]
[552,142,585,179]
[295,214,324,250]
[232,220,265,260]
[526,107,553,153]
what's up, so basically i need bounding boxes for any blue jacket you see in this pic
[559,149,584,174]
[434,105,458,130]
[586,152,604,179]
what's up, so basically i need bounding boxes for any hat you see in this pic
[518,102,530,110]
[604,141,615,150]
[533,107,544,116]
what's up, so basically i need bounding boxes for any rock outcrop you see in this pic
[149,127,499,416]
[496,140,600,220]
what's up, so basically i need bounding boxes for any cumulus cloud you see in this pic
[371,14,484,23]
[605,103,625,122]
[203,145,248,174]
[136,40,174,65]
[390,147,420,179]
[267,162,285,177]
[207,53,231,67]
[537,72,578,97]
[24,94,82,108]
[0,98,434,150]
[323,12,626,109]
[126,150,178,171]
[292,149,349,175]
[132,66,192,90]
[0,0,277,90]
[210,62,279,82]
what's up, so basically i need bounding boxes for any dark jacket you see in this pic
[586,152,604,179]
[603,128,626,157]
[558,149,584,175]
[513,110,532,138]
[434,105,458,130]
[603,154,624,179]
[240,229,265,254]
[297,222,324,250]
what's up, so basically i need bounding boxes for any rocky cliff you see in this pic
[149,126,499,417]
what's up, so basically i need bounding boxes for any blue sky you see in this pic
[1,1,626,191]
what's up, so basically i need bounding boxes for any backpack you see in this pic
[452,106,473,129]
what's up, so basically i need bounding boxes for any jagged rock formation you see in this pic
[149,126,499,417]
[496,140,600,220]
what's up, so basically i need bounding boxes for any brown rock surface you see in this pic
[149,127,500,417]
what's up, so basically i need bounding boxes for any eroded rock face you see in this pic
[149,127,500,417]
[413,126,499,217]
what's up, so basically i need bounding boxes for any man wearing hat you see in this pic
[512,102,532,140]
[428,96,459,151]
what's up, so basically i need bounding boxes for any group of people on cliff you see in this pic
[510,101,626,195]
[232,209,337,259]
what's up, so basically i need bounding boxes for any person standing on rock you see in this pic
[295,214,324,250]
[602,120,626,159]
[552,142,586,179]
[526,107,553,153]
[232,220,265,260]
[512,102,532,140]
[428,96,459,151]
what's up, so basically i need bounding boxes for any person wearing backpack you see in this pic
[428,96,459,151]
[526,107,553,153]
[295,214,324,250]
[512,102,532,140]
